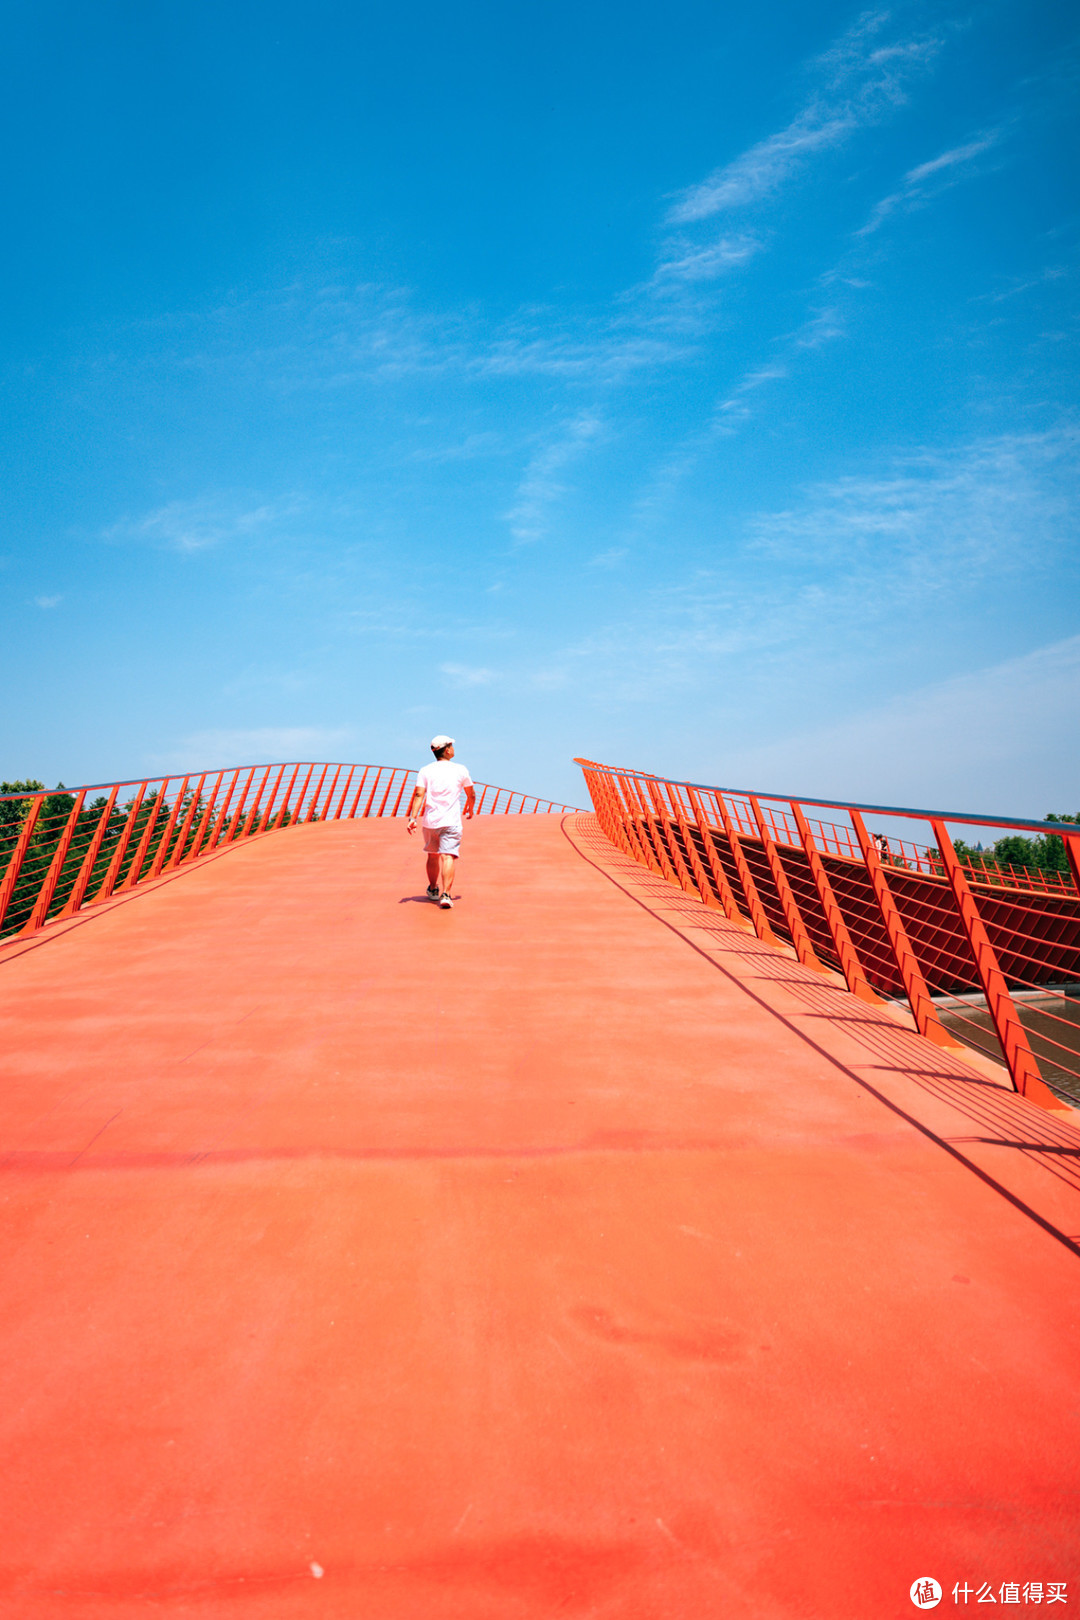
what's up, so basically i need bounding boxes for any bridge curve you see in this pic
[2,810,1079,1615]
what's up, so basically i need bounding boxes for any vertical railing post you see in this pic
[646,780,695,893]
[272,762,300,828]
[748,796,823,971]
[207,770,244,850]
[165,774,208,869]
[320,765,344,821]
[390,771,411,817]
[664,783,720,909]
[931,819,1059,1107]
[609,774,641,859]
[255,764,288,834]
[345,766,371,820]
[587,769,629,858]
[600,771,637,859]
[284,763,313,825]
[851,811,956,1051]
[59,786,120,917]
[362,769,385,817]
[375,770,398,817]
[189,771,228,859]
[686,788,744,924]
[20,792,88,935]
[333,767,357,820]
[222,769,258,844]
[239,765,275,839]
[93,785,146,902]
[791,802,880,1003]
[714,792,778,946]
[628,776,669,878]
[119,783,169,891]
[1064,833,1080,896]
[0,794,44,932]
[634,778,678,884]
[613,773,659,871]
[306,765,330,822]
[148,777,191,879]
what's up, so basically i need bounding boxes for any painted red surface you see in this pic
[1,814,1078,1618]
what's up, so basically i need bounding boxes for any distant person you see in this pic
[406,735,476,909]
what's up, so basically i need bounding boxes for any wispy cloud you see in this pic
[103,494,300,552]
[440,663,498,687]
[33,594,62,609]
[857,131,1001,235]
[975,263,1070,305]
[793,306,845,349]
[504,413,606,543]
[471,330,687,380]
[712,364,790,433]
[527,422,1080,715]
[650,233,762,287]
[747,423,1080,587]
[667,11,942,225]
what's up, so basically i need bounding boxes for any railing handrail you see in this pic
[573,759,1080,842]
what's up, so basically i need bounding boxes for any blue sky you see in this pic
[2,0,1077,813]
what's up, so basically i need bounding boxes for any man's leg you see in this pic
[439,852,457,895]
[426,852,441,889]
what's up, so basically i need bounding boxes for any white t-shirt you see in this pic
[415,760,473,829]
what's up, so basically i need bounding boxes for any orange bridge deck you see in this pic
[2,814,1078,1617]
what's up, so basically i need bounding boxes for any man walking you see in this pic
[406,735,476,909]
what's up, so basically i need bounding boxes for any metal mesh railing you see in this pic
[576,759,1080,1114]
[0,762,578,945]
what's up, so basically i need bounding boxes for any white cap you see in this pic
[430,734,454,749]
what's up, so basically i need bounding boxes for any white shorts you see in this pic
[423,825,461,856]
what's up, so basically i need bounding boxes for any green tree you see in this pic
[0,779,45,831]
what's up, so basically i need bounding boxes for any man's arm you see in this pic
[406,784,425,834]
[463,782,476,820]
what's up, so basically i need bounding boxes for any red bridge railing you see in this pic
[576,759,1080,1113]
[0,762,578,947]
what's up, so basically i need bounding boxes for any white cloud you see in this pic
[793,306,845,349]
[504,413,606,543]
[104,494,299,553]
[668,111,856,223]
[147,726,353,772]
[651,234,762,286]
[440,663,497,687]
[471,331,686,381]
[714,364,790,430]
[857,131,1000,235]
[521,422,1080,722]
[747,424,1080,590]
[33,594,62,609]
[975,264,1070,306]
[667,11,942,225]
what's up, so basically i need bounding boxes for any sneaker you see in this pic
[426,885,439,900]
[439,892,454,909]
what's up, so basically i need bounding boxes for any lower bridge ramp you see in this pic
[1,813,1078,1618]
